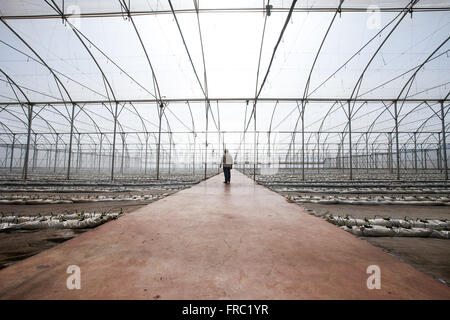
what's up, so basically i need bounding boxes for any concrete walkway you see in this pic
[0,171,449,299]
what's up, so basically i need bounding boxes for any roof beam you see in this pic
[1,6,450,20]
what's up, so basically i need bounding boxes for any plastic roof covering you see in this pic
[0,0,448,153]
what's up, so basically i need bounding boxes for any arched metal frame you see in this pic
[0,1,448,181]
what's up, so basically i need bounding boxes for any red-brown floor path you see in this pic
[0,171,449,299]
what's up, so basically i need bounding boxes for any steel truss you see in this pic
[0,1,448,181]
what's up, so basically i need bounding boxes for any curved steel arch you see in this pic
[343,1,419,179]
[0,17,81,180]
[0,68,61,177]
[284,0,345,179]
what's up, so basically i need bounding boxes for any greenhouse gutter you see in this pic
[0,97,448,106]
[1,7,450,20]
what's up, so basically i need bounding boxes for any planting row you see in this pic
[269,186,449,194]
[0,193,168,205]
[254,170,446,182]
[0,212,122,232]
[286,194,450,206]
[325,215,450,230]
[325,214,450,239]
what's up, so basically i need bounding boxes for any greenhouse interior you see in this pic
[0,0,449,301]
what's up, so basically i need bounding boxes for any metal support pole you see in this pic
[441,101,448,180]
[204,101,209,180]
[424,146,428,169]
[19,143,23,166]
[374,147,378,169]
[66,103,76,180]
[111,102,119,181]
[301,109,305,180]
[217,130,221,174]
[341,134,345,172]
[317,133,320,174]
[388,133,393,174]
[421,145,424,169]
[253,103,256,180]
[63,144,66,170]
[10,134,15,173]
[4,144,8,168]
[394,101,400,180]
[76,134,81,173]
[414,132,418,173]
[365,133,369,173]
[54,133,59,173]
[120,133,125,176]
[347,101,353,180]
[46,147,50,169]
[98,133,103,174]
[144,133,148,175]
[437,142,441,171]
[256,132,259,176]
[193,133,196,176]
[156,103,163,180]
[22,104,33,180]
[32,134,37,171]
[168,132,172,175]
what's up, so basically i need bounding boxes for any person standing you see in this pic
[220,149,233,183]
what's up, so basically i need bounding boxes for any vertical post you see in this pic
[243,123,246,173]
[4,143,9,168]
[22,104,33,180]
[424,145,428,169]
[441,101,448,180]
[217,130,221,174]
[336,143,341,169]
[168,132,172,175]
[66,103,76,180]
[19,143,23,167]
[317,132,320,173]
[98,133,103,174]
[76,134,81,173]
[63,143,66,170]
[92,147,96,172]
[394,101,400,180]
[341,134,345,172]
[193,133,196,176]
[253,103,256,180]
[218,132,221,174]
[301,107,305,180]
[32,134,37,171]
[347,101,353,180]
[256,132,259,175]
[144,133,148,175]
[54,133,59,173]
[414,132,418,173]
[374,147,378,169]
[156,102,163,180]
[111,102,119,181]
[120,133,125,176]
[46,146,50,169]
[10,134,15,173]
[365,133,369,173]
[317,133,320,174]
[204,101,209,180]
[404,147,407,171]
[388,133,393,174]
[437,140,441,171]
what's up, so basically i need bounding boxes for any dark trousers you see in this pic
[223,167,231,182]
